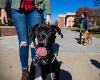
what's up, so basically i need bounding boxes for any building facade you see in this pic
[58,12,76,28]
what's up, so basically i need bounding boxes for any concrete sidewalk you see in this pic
[0,29,100,80]
[56,29,100,54]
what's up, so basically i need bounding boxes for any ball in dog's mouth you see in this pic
[36,47,47,57]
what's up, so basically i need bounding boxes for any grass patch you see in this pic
[69,27,100,38]
[93,34,100,38]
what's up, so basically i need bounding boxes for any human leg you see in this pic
[11,9,29,80]
[28,9,44,60]
[28,9,44,80]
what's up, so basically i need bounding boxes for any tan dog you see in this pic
[81,31,92,46]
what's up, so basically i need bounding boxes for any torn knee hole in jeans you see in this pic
[20,42,28,47]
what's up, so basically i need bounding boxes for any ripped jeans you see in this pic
[11,9,44,69]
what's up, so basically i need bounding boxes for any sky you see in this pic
[51,0,100,23]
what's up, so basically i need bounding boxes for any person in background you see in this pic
[0,0,51,80]
[79,12,90,32]
[79,12,90,42]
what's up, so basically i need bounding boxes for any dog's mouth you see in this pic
[36,46,48,57]
[34,33,49,57]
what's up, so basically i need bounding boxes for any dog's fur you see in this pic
[29,24,63,48]
[80,31,92,45]
[29,24,63,80]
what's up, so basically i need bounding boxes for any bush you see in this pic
[0,22,2,26]
[97,20,100,27]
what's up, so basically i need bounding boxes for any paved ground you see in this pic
[0,29,100,80]
[56,29,100,54]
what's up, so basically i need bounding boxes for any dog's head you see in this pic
[30,24,63,48]
[29,24,63,65]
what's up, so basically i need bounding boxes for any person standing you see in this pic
[79,12,90,42]
[0,0,51,80]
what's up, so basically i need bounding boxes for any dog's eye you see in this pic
[37,35,40,38]
[42,34,47,39]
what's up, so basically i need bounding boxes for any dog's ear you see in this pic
[51,25,63,38]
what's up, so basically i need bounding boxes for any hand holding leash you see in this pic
[46,14,52,25]
[0,9,8,25]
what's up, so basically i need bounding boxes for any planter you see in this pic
[0,26,16,36]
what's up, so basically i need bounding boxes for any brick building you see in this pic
[58,12,76,28]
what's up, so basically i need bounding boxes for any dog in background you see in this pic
[80,31,92,46]
[29,24,63,80]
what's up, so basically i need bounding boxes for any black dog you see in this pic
[29,24,63,80]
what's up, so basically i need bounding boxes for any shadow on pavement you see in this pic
[53,43,72,80]
[74,38,80,44]
[60,69,72,80]
[90,59,100,69]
